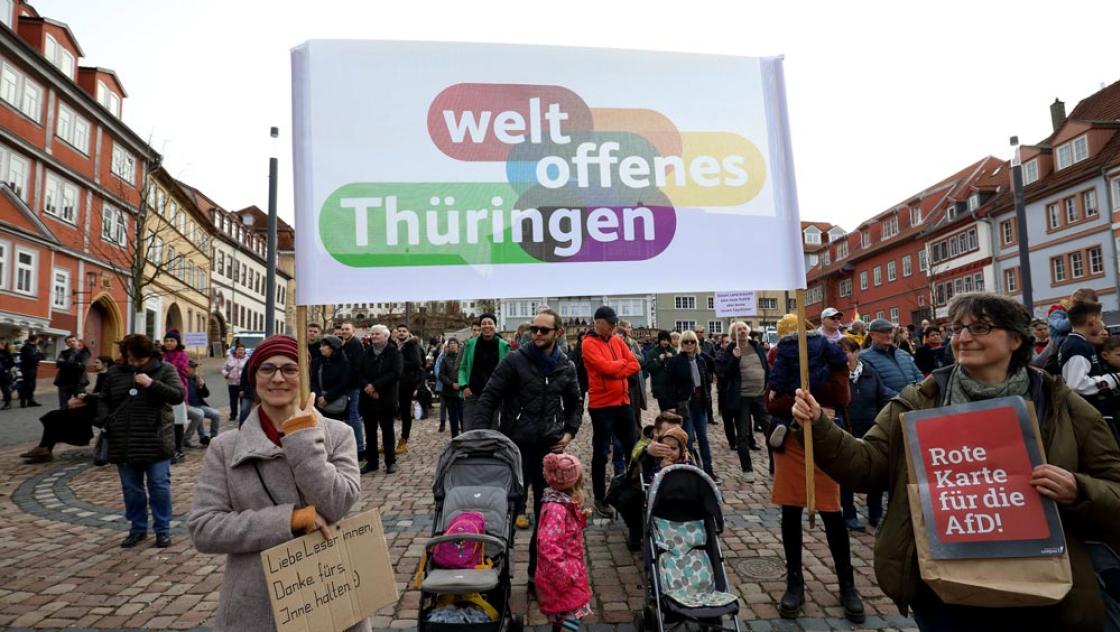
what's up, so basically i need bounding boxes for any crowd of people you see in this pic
[7,284,1120,631]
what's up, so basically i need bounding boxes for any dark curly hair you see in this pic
[117,334,159,361]
[946,293,1032,373]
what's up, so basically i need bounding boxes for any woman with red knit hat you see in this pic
[188,335,365,631]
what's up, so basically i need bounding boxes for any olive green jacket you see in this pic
[804,366,1120,629]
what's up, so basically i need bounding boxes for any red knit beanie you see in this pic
[247,335,305,380]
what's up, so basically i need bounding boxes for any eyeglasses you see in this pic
[529,325,555,335]
[948,322,999,336]
[826,315,842,320]
[682,340,696,346]
[258,363,300,378]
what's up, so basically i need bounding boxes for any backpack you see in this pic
[432,511,486,569]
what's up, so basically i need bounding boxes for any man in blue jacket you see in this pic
[859,319,922,395]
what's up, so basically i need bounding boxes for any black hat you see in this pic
[657,330,672,342]
[320,335,343,351]
[594,305,618,324]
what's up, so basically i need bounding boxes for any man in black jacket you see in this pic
[19,335,43,407]
[394,324,424,454]
[469,309,582,583]
[338,321,367,455]
[54,335,90,409]
[715,322,769,481]
[357,325,402,474]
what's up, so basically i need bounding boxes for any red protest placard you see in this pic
[904,396,1065,559]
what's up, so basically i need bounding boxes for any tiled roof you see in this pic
[1067,78,1120,121]
[992,128,1120,211]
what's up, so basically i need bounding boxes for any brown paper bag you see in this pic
[901,403,1072,607]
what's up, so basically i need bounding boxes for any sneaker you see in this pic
[155,533,172,548]
[743,471,756,483]
[386,463,398,474]
[172,452,185,464]
[768,424,788,449]
[593,499,613,518]
[845,518,865,532]
[515,514,530,530]
[120,533,146,548]
[395,440,408,455]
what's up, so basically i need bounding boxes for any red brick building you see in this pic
[0,1,158,371]
[804,156,1006,327]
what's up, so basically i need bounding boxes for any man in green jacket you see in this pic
[459,313,510,431]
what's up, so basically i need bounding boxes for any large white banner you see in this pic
[292,41,806,304]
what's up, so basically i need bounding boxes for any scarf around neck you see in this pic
[849,360,864,383]
[945,365,1030,406]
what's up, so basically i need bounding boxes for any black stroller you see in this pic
[637,464,741,632]
[417,429,525,632]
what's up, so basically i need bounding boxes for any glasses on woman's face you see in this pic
[682,340,696,346]
[949,322,998,337]
[257,363,300,378]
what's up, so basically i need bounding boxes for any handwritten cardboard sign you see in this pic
[260,509,398,632]
[903,396,1065,560]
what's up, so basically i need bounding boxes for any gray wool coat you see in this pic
[188,407,367,632]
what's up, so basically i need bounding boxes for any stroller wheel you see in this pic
[635,605,657,631]
[508,614,524,632]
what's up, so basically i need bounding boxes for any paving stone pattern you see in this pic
[0,402,917,631]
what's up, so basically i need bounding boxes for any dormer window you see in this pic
[881,214,899,241]
[836,241,848,259]
[44,35,75,79]
[96,81,120,117]
[822,250,830,266]
[1023,159,1039,184]
[860,230,870,249]
[804,226,821,245]
[968,194,980,211]
[910,206,923,226]
[1056,135,1089,170]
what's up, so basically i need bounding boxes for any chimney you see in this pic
[1050,98,1066,132]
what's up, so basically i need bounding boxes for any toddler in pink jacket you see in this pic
[535,453,593,631]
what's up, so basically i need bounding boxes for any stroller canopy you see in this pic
[432,429,524,500]
[646,464,725,532]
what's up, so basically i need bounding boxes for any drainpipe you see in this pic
[1105,165,1120,317]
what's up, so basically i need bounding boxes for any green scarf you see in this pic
[945,365,1030,405]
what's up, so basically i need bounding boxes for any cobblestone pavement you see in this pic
[0,398,917,632]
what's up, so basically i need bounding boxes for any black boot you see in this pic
[778,569,804,618]
[837,564,865,624]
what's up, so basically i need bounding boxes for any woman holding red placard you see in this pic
[791,293,1120,632]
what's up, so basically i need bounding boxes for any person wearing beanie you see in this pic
[312,335,351,422]
[459,313,509,430]
[644,330,678,412]
[535,453,593,631]
[189,335,364,632]
[161,330,196,462]
[655,425,691,470]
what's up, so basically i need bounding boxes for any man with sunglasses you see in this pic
[581,305,641,516]
[818,307,845,343]
[469,308,582,587]
[859,318,922,396]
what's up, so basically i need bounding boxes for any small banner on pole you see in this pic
[714,291,757,317]
[260,509,398,632]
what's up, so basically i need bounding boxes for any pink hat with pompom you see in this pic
[542,453,581,491]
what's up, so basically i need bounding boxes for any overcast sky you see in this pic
[37,0,1120,232]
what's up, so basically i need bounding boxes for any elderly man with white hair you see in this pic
[357,324,403,475]
[715,321,770,482]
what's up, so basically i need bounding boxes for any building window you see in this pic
[808,253,818,267]
[1049,247,1105,285]
[804,228,821,245]
[919,249,928,272]
[0,239,7,290]
[1000,219,1016,246]
[860,271,868,290]
[707,296,715,310]
[1047,203,1061,230]
[1113,178,1120,211]
[44,35,75,79]
[1023,159,1039,185]
[674,296,696,310]
[101,204,127,246]
[1056,134,1089,170]
[839,278,852,297]
[43,172,79,224]
[1083,189,1098,217]
[1064,197,1078,225]
[758,297,778,310]
[1052,256,1067,283]
[55,103,89,154]
[1004,268,1019,293]
[890,307,899,323]
[806,286,823,305]
[1070,251,1085,278]
[111,143,136,184]
[0,62,42,122]
[96,81,121,117]
[0,0,12,28]
[0,147,28,200]
[887,260,897,282]
[674,320,696,332]
[836,241,848,259]
[52,268,69,309]
[707,321,724,335]
[1089,246,1104,275]
[881,214,899,240]
[873,266,882,286]
[910,207,923,226]
[14,247,34,295]
[902,255,912,277]
[930,227,979,263]
[860,231,870,249]
[876,310,884,320]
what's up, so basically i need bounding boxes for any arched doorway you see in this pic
[164,303,183,336]
[83,295,123,359]
[208,312,226,357]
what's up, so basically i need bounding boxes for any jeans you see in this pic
[226,385,240,420]
[445,397,464,437]
[726,396,768,472]
[117,460,172,535]
[439,392,448,428]
[184,406,207,443]
[345,389,365,452]
[682,399,714,477]
[590,405,637,501]
[516,441,548,578]
[238,398,252,426]
[362,405,396,469]
[841,487,884,526]
[190,405,223,438]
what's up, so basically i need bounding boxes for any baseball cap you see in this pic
[821,307,843,319]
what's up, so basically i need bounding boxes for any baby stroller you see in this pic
[637,464,740,632]
[418,429,525,632]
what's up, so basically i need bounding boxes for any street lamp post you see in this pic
[1010,136,1034,312]
[265,126,279,336]
[229,212,255,345]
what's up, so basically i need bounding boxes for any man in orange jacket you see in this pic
[581,305,641,515]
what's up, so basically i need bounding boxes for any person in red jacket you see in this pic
[580,306,640,515]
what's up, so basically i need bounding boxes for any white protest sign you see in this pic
[260,509,397,632]
[715,291,757,317]
[182,331,208,347]
[291,41,806,304]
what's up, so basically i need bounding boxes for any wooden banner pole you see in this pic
[296,305,310,409]
[795,289,816,528]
